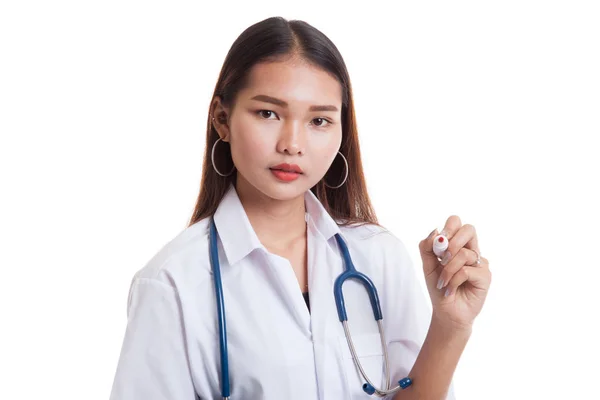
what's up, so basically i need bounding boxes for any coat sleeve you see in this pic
[109,277,197,400]
[381,232,458,400]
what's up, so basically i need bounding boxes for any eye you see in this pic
[311,117,333,128]
[257,110,278,120]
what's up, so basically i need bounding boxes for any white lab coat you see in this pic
[109,183,457,399]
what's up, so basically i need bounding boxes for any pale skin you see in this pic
[212,57,492,399]
[212,56,343,292]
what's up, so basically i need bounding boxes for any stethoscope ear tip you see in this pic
[362,383,376,395]
[361,377,413,396]
[398,377,413,389]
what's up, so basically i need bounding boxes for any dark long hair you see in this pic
[188,16,379,228]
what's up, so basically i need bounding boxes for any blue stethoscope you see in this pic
[209,217,413,399]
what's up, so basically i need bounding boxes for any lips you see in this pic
[269,163,303,174]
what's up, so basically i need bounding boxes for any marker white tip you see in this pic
[432,234,448,258]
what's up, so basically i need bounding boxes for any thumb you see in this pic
[419,228,440,274]
[419,228,438,256]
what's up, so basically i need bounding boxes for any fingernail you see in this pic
[437,277,444,290]
[440,229,448,237]
[441,251,451,265]
[444,287,452,297]
[428,228,438,238]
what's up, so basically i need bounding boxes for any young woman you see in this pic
[109,16,491,400]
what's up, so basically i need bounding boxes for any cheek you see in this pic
[311,129,342,166]
[229,119,272,165]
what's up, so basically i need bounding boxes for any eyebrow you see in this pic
[250,94,339,112]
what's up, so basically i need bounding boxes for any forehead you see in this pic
[240,60,342,108]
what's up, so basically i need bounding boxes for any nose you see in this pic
[276,120,306,155]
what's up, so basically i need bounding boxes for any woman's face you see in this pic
[213,59,343,202]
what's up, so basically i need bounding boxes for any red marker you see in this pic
[433,233,448,258]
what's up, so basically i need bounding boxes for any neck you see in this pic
[235,178,307,248]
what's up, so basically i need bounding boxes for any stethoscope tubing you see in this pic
[209,220,231,399]
[208,217,410,398]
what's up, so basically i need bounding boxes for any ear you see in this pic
[211,97,232,142]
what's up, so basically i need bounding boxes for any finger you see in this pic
[437,247,482,289]
[419,227,439,258]
[440,223,480,266]
[439,215,462,240]
[443,260,491,297]
[433,215,462,262]
[419,228,441,277]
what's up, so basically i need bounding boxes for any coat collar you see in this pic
[213,183,341,266]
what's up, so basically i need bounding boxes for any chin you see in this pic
[240,173,312,202]
[260,181,307,201]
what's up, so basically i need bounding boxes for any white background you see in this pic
[1,1,599,399]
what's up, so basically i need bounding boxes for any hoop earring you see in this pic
[211,137,235,177]
[324,151,348,189]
